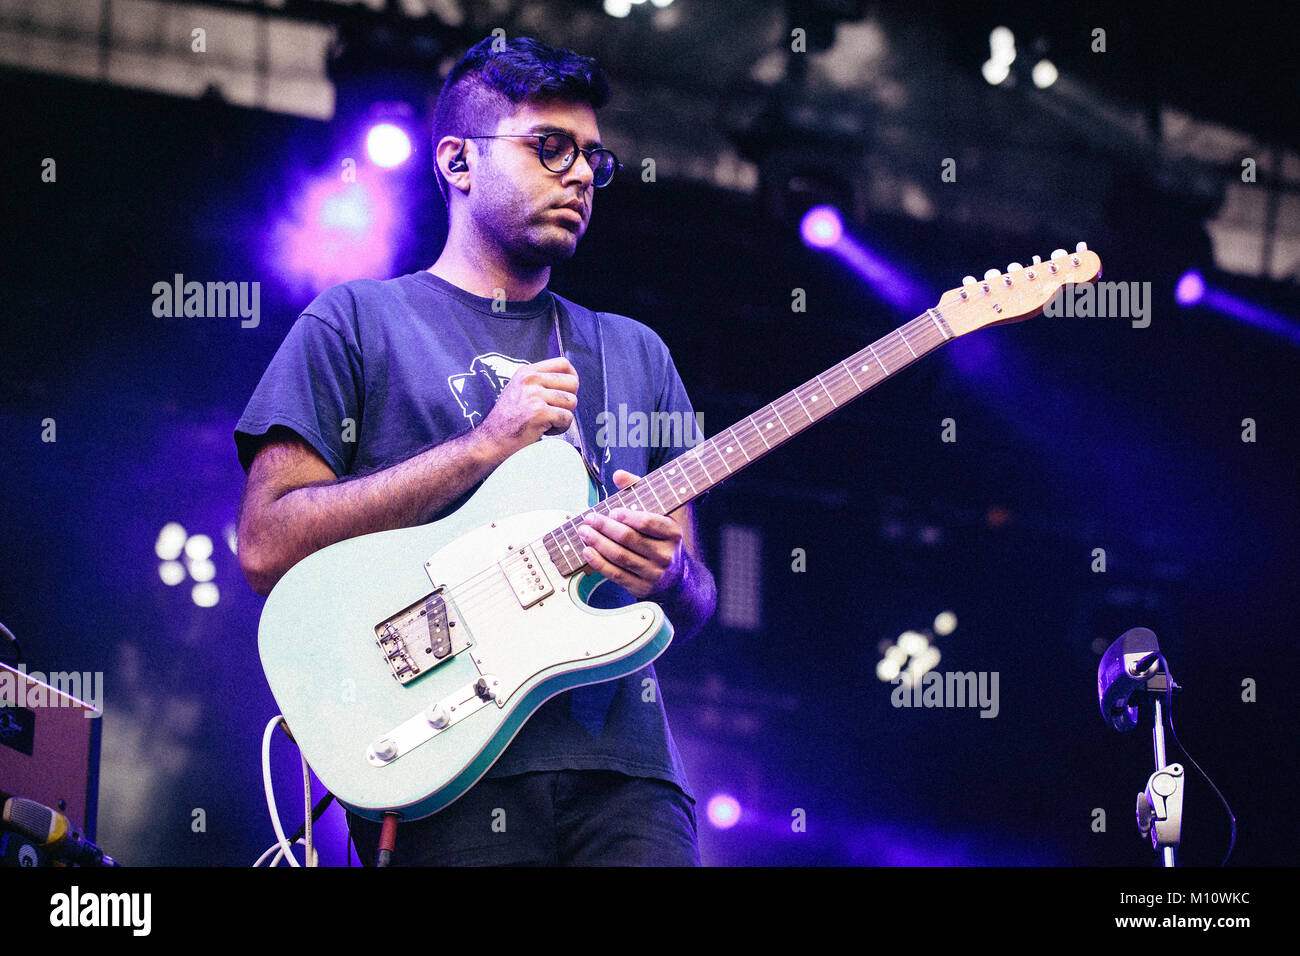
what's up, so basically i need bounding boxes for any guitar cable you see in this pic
[259,714,320,867]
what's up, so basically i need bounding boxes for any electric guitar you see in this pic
[259,245,1103,822]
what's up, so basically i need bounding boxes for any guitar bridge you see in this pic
[374,588,470,685]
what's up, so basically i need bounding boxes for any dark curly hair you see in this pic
[431,36,611,204]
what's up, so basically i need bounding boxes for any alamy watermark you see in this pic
[50,886,150,936]
[595,403,704,449]
[1045,281,1151,328]
[0,664,103,716]
[891,670,999,718]
[152,273,260,328]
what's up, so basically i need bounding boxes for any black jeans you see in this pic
[347,770,700,866]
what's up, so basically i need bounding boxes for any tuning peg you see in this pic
[962,275,977,286]
[1075,241,1088,252]
[1051,248,1067,259]
[984,268,1001,280]
[1031,255,1042,265]
[1006,262,1023,272]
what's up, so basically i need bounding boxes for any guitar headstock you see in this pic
[937,243,1102,337]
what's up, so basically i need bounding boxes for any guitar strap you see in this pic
[547,293,609,498]
[547,293,623,734]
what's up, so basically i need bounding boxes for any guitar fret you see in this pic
[790,388,813,421]
[842,359,865,391]
[693,449,716,483]
[685,451,712,489]
[869,343,887,375]
[723,427,751,462]
[560,523,582,566]
[741,416,772,449]
[664,458,698,499]
[640,475,668,512]
[814,375,838,408]
[926,308,949,340]
[898,328,917,358]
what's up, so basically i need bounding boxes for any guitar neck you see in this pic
[543,307,954,575]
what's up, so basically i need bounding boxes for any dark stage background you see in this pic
[2,0,1297,868]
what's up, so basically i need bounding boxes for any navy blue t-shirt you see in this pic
[235,270,700,797]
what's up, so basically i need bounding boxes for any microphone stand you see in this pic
[1134,663,1183,867]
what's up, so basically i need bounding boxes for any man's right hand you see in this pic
[475,356,580,462]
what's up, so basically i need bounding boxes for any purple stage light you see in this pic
[365,123,413,169]
[799,206,932,313]
[319,189,372,232]
[1175,270,1300,347]
[706,794,742,829]
[831,237,933,313]
[800,205,844,248]
[1174,270,1205,306]
[271,174,400,293]
[1205,288,1300,348]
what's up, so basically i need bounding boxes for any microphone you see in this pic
[1,793,119,866]
[1097,627,1165,732]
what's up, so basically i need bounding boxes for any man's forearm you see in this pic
[239,429,501,594]
[653,549,717,643]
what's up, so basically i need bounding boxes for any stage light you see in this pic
[802,213,932,313]
[800,204,843,248]
[706,794,742,829]
[191,583,219,608]
[1174,270,1206,306]
[187,558,216,583]
[982,59,1011,86]
[898,631,929,656]
[158,561,185,586]
[719,525,762,630]
[876,648,905,682]
[1032,59,1058,88]
[320,188,373,232]
[983,26,1016,86]
[1192,280,1300,348]
[603,0,632,16]
[902,646,941,685]
[990,26,1016,56]
[184,534,213,561]
[933,611,958,636]
[155,522,187,561]
[271,174,401,293]
[365,123,412,169]
[224,523,238,555]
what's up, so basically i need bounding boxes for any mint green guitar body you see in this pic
[257,440,673,822]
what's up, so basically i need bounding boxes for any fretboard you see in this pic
[542,307,954,575]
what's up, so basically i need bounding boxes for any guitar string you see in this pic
[427,324,940,616]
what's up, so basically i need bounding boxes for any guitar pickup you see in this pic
[374,588,471,685]
[500,544,554,609]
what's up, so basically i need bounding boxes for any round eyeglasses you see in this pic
[458,132,622,187]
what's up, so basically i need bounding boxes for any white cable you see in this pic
[302,742,314,867]
[254,838,318,867]
[261,714,300,867]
